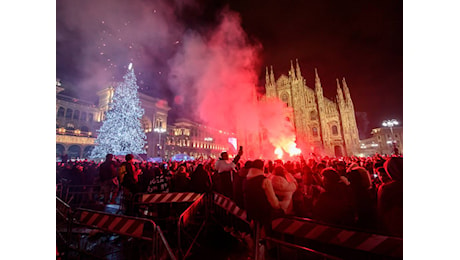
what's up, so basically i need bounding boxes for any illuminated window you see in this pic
[332,125,338,135]
[65,108,73,119]
[57,107,65,117]
[312,127,318,137]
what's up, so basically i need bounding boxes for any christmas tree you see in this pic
[90,63,147,159]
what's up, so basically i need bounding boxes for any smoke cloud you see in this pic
[57,0,185,98]
[57,0,299,159]
[168,8,298,158]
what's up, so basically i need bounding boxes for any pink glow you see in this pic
[168,8,301,159]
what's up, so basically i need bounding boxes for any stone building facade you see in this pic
[56,81,170,160]
[359,126,403,156]
[264,60,360,157]
[164,118,237,160]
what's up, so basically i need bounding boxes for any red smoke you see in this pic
[168,8,300,160]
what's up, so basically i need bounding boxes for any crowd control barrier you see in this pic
[210,192,252,237]
[56,197,72,258]
[60,184,102,208]
[71,208,176,259]
[134,192,202,222]
[270,217,403,259]
[177,193,207,259]
[263,236,343,260]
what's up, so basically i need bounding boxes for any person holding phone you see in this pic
[214,146,243,198]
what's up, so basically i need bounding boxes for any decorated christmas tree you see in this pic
[90,63,146,159]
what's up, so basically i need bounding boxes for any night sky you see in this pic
[56,0,402,139]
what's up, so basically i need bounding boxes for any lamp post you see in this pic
[382,119,399,155]
[154,127,166,157]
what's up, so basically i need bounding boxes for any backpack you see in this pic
[118,164,127,184]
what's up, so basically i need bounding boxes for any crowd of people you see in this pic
[56,150,403,238]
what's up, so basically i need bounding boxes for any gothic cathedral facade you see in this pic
[264,60,360,157]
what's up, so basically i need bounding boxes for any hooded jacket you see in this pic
[269,172,297,214]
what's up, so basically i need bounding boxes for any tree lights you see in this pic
[90,63,147,159]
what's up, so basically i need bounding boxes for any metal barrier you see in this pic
[134,192,202,221]
[60,184,102,208]
[263,236,343,260]
[270,217,403,259]
[177,193,207,259]
[71,208,176,259]
[212,192,250,225]
[56,197,72,258]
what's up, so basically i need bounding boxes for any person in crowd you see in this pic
[214,146,243,198]
[120,154,141,194]
[244,159,283,235]
[313,168,354,226]
[347,166,377,230]
[269,165,298,215]
[170,166,191,192]
[119,154,142,215]
[377,157,403,237]
[137,162,157,193]
[99,154,119,204]
[233,160,252,209]
[375,166,392,189]
[190,163,212,193]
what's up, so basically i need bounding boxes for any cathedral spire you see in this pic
[336,78,345,104]
[314,68,322,89]
[295,59,302,79]
[342,77,351,101]
[290,60,296,79]
[270,66,275,83]
[265,66,270,85]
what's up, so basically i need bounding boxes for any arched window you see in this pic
[312,127,318,137]
[332,125,338,135]
[281,92,289,107]
[310,110,317,120]
[88,113,93,122]
[65,108,73,119]
[57,107,65,117]
[80,112,87,121]
[81,126,89,132]
[73,110,80,120]
[68,145,81,159]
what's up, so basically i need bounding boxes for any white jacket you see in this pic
[269,172,297,214]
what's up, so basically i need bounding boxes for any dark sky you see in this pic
[56,0,402,139]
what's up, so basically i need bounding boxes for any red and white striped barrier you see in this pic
[138,192,202,204]
[77,209,149,239]
[213,193,249,224]
[56,196,71,220]
[180,194,205,227]
[271,217,403,258]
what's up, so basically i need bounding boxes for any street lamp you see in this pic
[154,127,166,157]
[382,119,399,155]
